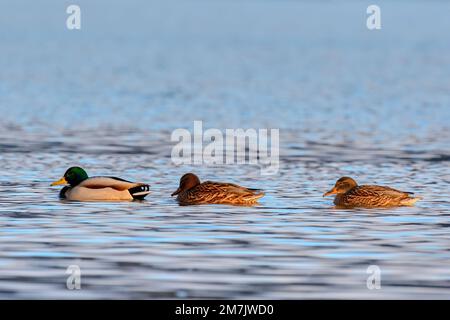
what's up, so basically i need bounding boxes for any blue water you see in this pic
[0,0,449,299]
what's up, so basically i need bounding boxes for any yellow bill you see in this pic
[323,187,337,197]
[51,177,68,186]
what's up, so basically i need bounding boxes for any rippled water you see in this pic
[1,0,450,299]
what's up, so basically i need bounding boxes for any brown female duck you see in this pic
[171,173,264,205]
[323,177,421,208]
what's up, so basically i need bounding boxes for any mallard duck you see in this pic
[50,166,150,201]
[171,173,264,205]
[323,177,421,207]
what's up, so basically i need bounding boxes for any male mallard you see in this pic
[171,173,264,205]
[50,166,150,201]
[323,177,422,207]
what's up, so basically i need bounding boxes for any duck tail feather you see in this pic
[400,196,422,206]
[129,184,151,200]
[247,192,265,200]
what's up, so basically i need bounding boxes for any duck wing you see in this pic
[78,177,147,191]
[201,181,263,195]
[184,181,264,204]
[351,185,413,198]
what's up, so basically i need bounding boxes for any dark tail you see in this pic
[129,184,151,200]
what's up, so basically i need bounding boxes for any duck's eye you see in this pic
[339,183,350,190]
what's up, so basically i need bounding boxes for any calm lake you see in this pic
[0,0,449,299]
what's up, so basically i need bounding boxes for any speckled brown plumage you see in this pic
[172,173,264,205]
[324,177,421,208]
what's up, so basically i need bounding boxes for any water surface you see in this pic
[0,0,449,299]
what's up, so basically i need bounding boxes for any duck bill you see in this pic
[51,177,68,186]
[171,188,181,196]
[323,187,337,197]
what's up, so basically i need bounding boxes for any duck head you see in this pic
[323,177,358,197]
[171,173,201,196]
[51,166,89,187]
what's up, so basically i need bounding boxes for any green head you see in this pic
[51,166,89,187]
